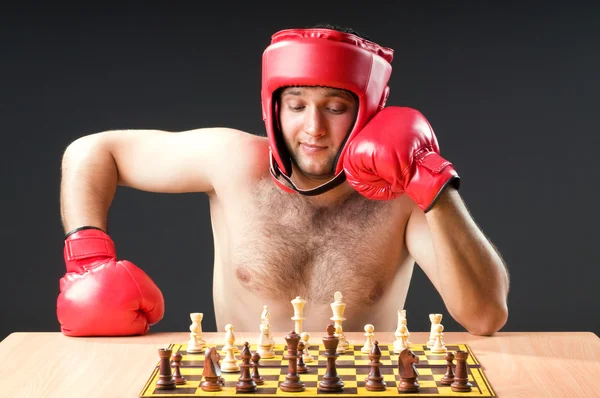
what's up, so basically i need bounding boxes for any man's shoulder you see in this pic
[197,128,271,190]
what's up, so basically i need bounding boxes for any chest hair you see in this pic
[233,178,398,306]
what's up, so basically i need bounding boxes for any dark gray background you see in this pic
[2,1,599,341]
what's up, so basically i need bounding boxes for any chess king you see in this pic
[57,24,508,336]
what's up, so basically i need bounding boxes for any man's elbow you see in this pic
[463,303,508,336]
[459,303,508,336]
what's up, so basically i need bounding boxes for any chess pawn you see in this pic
[187,312,206,353]
[427,313,443,347]
[334,325,349,353]
[430,323,447,354]
[221,346,240,372]
[251,352,264,385]
[171,351,187,385]
[297,341,308,373]
[440,352,455,385]
[301,332,314,363]
[393,323,409,353]
[361,324,375,354]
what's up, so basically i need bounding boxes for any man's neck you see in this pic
[287,165,359,206]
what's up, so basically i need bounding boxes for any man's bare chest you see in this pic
[224,181,409,308]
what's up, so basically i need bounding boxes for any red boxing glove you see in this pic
[57,228,165,336]
[343,106,459,212]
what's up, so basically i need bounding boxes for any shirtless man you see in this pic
[57,25,509,337]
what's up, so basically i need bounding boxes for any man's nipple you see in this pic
[235,267,253,285]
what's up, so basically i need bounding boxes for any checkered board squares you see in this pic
[173,343,480,369]
[139,343,495,397]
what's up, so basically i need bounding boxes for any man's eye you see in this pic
[328,108,345,114]
[288,105,304,111]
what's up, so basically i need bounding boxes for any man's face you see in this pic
[279,86,359,181]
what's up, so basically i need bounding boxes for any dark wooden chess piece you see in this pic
[236,342,257,393]
[365,341,386,391]
[440,351,455,385]
[155,348,176,390]
[279,330,306,392]
[171,351,187,385]
[201,347,223,392]
[397,348,420,393]
[251,352,264,385]
[318,324,344,393]
[451,350,473,392]
[297,341,308,374]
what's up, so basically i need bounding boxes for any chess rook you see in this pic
[187,313,206,353]
[451,350,473,392]
[427,314,443,348]
[155,348,176,390]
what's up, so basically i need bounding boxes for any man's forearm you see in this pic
[60,134,118,233]
[425,187,509,335]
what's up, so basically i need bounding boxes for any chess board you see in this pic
[139,343,495,397]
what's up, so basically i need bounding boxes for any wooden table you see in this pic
[0,332,598,397]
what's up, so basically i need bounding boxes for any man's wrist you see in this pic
[423,185,461,216]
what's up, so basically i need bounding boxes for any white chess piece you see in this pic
[393,323,409,353]
[301,332,314,363]
[187,312,206,353]
[261,305,276,346]
[330,291,349,353]
[258,320,275,359]
[334,325,348,354]
[222,324,238,355]
[430,323,447,354]
[398,309,411,345]
[427,314,443,348]
[361,324,375,354]
[220,345,240,372]
[291,296,306,334]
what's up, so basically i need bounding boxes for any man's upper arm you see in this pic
[101,127,262,194]
[405,205,442,293]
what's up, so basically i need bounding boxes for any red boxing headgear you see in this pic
[261,28,394,195]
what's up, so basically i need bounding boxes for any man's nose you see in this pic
[303,107,326,137]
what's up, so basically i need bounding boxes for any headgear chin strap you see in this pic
[261,28,394,196]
